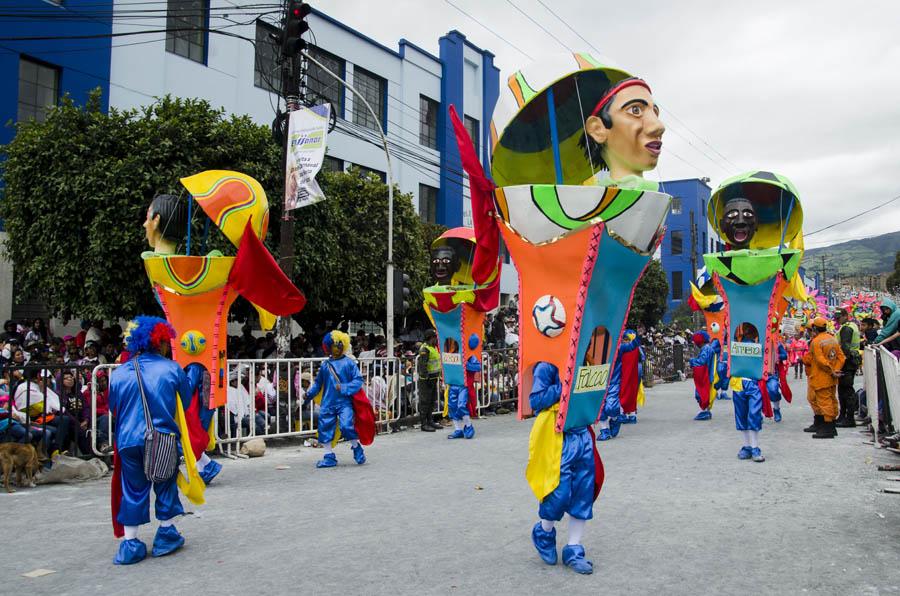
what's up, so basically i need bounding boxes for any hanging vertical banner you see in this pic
[284,103,330,211]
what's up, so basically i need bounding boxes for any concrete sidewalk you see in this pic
[3,377,899,595]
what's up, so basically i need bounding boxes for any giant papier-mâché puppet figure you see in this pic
[703,171,805,462]
[423,228,499,440]
[142,171,306,481]
[449,53,671,575]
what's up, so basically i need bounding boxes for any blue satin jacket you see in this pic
[109,353,193,449]
[307,356,364,408]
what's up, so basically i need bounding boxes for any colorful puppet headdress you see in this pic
[125,316,175,353]
[491,52,632,187]
[322,330,351,355]
[708,171,803,250]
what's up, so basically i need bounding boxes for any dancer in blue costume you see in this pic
[447,334,481,440]
[766,342,789,423]
[109,316,194,565]
[305,331,367,468]
[689,330,721,421]
[529,362,597,574]
[596,332,641,441]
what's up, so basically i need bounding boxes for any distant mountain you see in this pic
[803,230,900,276]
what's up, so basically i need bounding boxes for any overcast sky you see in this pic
[317,0,900,248]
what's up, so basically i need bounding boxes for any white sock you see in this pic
[196,452,211,472]
[350,439,359,448]
[567,517,586,546]
[749,430,760,449]
[124,525,139,540]
[540,519,555,532]
[159,518,174,528]
[598,418,610,430]
[462,415,472,427]
[324,443,334,455]
[741,430,751,446]
[626,411,635,416]
[453,420,463,431]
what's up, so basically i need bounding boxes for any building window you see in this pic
[166,0,209,64]
[307,46,345,116]
[672,271,683,300]
[321,156,344,173]
[702,232,707,254]
[464,115,479,157]
[419,95,438,150]
[352,66,386,132]
[671,197,682,215]
[671,230,683,255]
[17,57,59,123]
[419,184,438,223]
[254,21,281,93]
[352,163,386,183]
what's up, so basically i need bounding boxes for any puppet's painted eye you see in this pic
[710,322,720,334]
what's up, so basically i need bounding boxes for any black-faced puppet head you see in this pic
[430,246,460,285]
[719,197,757,249]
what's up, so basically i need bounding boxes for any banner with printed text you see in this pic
[284,103,330,211]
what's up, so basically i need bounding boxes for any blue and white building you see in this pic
[0,2,520,320]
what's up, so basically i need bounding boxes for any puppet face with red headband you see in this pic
[583,78,665,181]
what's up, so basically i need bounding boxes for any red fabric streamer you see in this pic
[777,360,793,403]
[465,368,479,418]
[618,348,641,414]
[111,445,123,538]
[586,426,605,501]
[229,220,306,316]
[448,105,500,292]
[759,379,774,418]
[185,394,210,459]
[693,365,712,410]
[351,389,376,446]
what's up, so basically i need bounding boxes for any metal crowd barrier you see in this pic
[0,362,106,457]
[862,346,900,446]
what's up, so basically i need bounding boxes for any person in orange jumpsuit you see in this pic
[801,317,846,439]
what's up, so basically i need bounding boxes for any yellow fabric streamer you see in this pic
[636,381,646,408]
[442,385,449,417]
[253,304,277,331]
[729,376,744,392]
[174,395,205,506]
[525,404,564,501]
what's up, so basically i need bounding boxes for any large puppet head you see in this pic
[430,245,460,285]
[719,197,758,249]
[145,194,188,252]
[582,78,665,180]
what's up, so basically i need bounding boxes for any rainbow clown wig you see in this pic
[125,316,176,354]
[322,330,352,356]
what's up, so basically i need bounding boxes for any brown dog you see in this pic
[0,443,43,493]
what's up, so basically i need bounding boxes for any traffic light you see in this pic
[281,0,311,57]
[393,269,411,314]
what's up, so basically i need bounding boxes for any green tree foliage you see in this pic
[887,251,900,293]
[2,91,429,326]
[627,259,669,329]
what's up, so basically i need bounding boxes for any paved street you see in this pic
[3,377,900,595]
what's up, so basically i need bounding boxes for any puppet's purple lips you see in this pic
[645,141,662,156]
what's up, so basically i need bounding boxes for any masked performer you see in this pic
[689,330,721,420]
[766,340,792,423]
[109,317,204,565]
[304,331,375,468]
[596,330,642,440]
[448,54,671,573]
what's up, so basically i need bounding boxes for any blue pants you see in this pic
[539,427,595,521]
[117,445,183,526]
[600,387,621,421]
[733,381,763,431]
[318,399,357,444]
[766,375,781,404]
[447,385,469,421]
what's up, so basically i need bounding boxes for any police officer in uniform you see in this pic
[417,329,442,432]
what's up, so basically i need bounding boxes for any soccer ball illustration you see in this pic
[532,295,566,338]
[180,329,207,356]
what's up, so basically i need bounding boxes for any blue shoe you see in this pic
[561,544,593,574]
[693,410,712,421]
[597,428,612,441]
[774,409,782,423]
[751,447,765,462]
[531,522,557,565]
[609,417,622,438]
[199,459,222,485]
[113,538,147,565]
[352,443,366,465]
[625,414,637,424]
[717,391,731,401]
[463,425,475,439]
[151,525,184,558]
[738,446,753,460]
[447,429,465,439]
[316,453,338,468]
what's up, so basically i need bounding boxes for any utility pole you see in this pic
[275,0,311,358]
[689,209,698,279]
